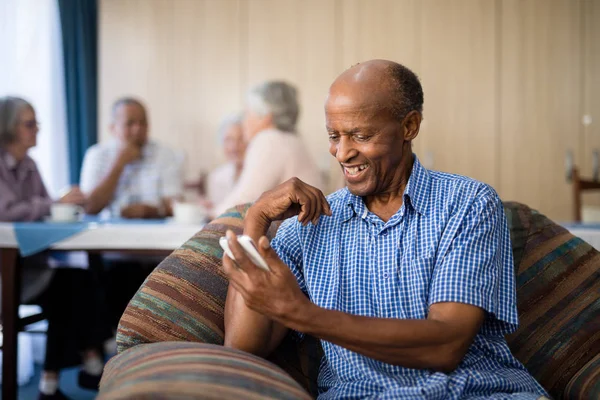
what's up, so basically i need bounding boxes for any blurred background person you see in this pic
[80,97,184,219]
[0,96,111,399]
[80,96,185,330]
[188,114,247,210]
[213,81,323,216]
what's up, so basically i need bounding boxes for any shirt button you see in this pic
[383,273,389,279]
[381,231,388,236]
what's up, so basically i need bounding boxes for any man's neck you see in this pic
[363,152,414,222]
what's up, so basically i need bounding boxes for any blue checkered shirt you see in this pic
[271,156,548,399]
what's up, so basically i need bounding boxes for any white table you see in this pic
[565,227,600,250]
[0,221,204,400]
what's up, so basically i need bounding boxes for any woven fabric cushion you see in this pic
[564,354,600,399]
[504,202,600,399]
[111,204,322,396]
[98,342,311,400]
[115,205,252,351]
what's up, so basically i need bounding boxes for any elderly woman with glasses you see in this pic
[213,81,324,216]
[0,96,111,399]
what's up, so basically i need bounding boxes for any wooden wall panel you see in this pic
[99,0,245,179]
[98,0,591,218]
[580,0,600,210]
[499,0,582,221]
[245,0,338,180]
[418,0,497,186]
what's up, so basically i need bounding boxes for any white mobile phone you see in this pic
[219,235,270,271]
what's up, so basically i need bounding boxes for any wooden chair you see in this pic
[571,167,600,222]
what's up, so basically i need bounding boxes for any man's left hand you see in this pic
[222,230,310,321]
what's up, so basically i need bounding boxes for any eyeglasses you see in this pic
[20,120,39,130]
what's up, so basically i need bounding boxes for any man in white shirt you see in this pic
[80,97,183,218]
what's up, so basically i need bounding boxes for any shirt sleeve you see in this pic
[428,187,518,334]
[270,217,309,340]
[79,145,104,195]
[214,133,281,216]
[0,171,52,222]
[160,148,184,199]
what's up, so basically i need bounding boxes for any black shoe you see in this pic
[38,389,71,400]
[78,370,102,390]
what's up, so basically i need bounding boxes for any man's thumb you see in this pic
[257,236,277,260]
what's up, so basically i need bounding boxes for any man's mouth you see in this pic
[343,164,369,177]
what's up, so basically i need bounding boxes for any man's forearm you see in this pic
[224,286,283,357]
[85,162,125,214]
[280,303,470,372]
[223,207,288,356]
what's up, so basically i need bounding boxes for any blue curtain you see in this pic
[57,0,98,184]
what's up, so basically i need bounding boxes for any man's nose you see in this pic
[335,136,357,163]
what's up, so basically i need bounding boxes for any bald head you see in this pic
[329,59,423,121]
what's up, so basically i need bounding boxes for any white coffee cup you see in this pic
[50,203,83,222]
[172,202,206,225]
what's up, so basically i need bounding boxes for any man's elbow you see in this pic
[429,344,466,373]
[223,336,268,358]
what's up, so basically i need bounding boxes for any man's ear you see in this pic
[403,111,422,141]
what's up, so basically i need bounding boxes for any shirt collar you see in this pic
[0,149,35,172]
[341,154,431,222]
[2,150,17,169]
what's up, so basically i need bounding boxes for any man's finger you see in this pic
[257,236,286,274]
[317,190,332,216]
[304,188,320,225]
[222,255,250,286]
[225,230,253,271]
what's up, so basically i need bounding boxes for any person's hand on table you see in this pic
[222,230,310,321]
[58,186,87,206]
[120,203,156,219]
[245,177,332,239]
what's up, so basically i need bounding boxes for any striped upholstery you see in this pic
[98,342,311,400]
[504,202,600,400]
[100,202,599,399]
[564,354,600,399]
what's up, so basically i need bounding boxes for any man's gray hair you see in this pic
[218,113,243,144]
[0,96,33,148]
[111,97,146,121]
[246,81,299,133]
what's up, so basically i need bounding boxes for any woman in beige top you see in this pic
[214,81,324,216]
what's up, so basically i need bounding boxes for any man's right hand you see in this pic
[246,178,332,238]
[117,142,142,165]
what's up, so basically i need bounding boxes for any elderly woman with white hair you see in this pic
[0,96,111,399]
[214,81,323,216]
[202,114,247,208]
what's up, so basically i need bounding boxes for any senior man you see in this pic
[80,97,183,218]
[222,60,548,399]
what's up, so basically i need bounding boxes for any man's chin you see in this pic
[345,181,374,197]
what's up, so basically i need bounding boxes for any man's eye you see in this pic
[328,134,339,141]
[355,135,367,141]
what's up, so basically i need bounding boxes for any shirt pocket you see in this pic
[397,256,436,319]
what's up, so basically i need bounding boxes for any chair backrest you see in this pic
[116,203,321,396]
[504,201,600,399]
[571,166,600,221]
[117,201,599,399]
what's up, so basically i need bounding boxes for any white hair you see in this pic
[246,81,299,133]
[217,113,243,144]
[0,96,33,148]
